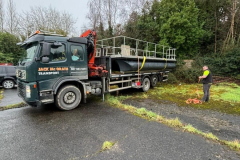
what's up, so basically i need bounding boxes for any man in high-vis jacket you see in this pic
[199,65,213,102]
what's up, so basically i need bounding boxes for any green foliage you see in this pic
[97,22,105,40]
[124,11,140,39]
[0,52,14,63]
[135,0,205,58]
[167,72,178,84]
[188,47,240,81]
[107,21,113,38]
[159,0,204,58]
[172,59,202,83]
[177,68,202,83]
[235,75,240,80]
[0,32,23,64]
[0,89,3,101]
[137,0,161,42]
[101,141,115,151]
[194,0,234,54]
[194,47,240,77]
[0,102,27,111]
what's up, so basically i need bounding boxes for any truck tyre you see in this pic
[142,77,150,92]
[2,80,15,89]
[150,75,158,88]
[55,85,81,110]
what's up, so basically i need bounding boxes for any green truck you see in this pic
[16,30,176,110]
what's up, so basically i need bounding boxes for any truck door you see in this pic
[69,43,88,80]
[37,42,69,81]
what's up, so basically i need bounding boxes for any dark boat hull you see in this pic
[112,58,176,72]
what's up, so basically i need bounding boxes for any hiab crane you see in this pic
[16,30,176,110]
[80,29,108,77]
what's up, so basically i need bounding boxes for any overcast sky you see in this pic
[10,0,89,34]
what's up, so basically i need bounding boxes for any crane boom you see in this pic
[80,29,108,77]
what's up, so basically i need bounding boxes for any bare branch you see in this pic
[6,0,19,34]
[0,0,4,32]
[19,6,76,37]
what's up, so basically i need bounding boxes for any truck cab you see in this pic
[17,32,92,110]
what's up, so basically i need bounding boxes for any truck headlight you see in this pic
[16,70,26,79]
[26,85,31,98]
[21,70,26,79]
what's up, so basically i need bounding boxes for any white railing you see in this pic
[96,36,176,60]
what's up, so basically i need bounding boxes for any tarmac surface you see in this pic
[0,91,240,160]
[0,87,23,107]
[124,98,240,142]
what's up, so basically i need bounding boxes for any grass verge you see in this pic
[0,89,3,101]
[106,95,240,151]
[0,102,27,111]
[130,83,240,115]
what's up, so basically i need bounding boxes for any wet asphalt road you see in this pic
[125,98,240,142]
[0,97,240,160]
[0,87,23,107]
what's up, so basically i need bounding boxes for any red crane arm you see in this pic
[80,29,97,65]
[79,30,107,77]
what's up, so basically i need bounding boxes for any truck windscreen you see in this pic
[19,42,38,65]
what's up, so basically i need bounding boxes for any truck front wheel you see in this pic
[55,85,81,110]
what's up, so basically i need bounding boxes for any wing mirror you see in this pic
[41,57,50,63]
[42,42,51,56]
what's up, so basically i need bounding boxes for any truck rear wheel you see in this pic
[142,77,150,92]
[150,75,158,88]
[55,85,81,110]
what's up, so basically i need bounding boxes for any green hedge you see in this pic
[169,48,240,84]
[168,59,202,84]
[194,48,240,77]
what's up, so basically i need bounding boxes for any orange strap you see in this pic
[185,78,202,104]
[186,98,202,104]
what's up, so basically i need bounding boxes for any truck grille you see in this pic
[17,81,26,98]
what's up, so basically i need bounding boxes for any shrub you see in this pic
[167,72,178,84]
[193,48,240,77]
[171,58,202,84]
[174,68,202,83]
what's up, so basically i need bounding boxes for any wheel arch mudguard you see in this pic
[141,75,151,83]
[2,77,16,83]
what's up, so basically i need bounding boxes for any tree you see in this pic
[0,0,4,32]
[86,0,102,31]
[18,6,76,38]
[6,0,19,34]
[137,0,161,42]
[87,0,118,36]
[159,0,204,58]
[87,0,151,37]
[195,0,232,54]
[97,22,105,39]
[222,0,239,53]
[0,32,22,64]
[18,12,35,41]
[118,0,149,23]
[124,11,140,39]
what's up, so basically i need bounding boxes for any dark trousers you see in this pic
[202,84,211,102]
